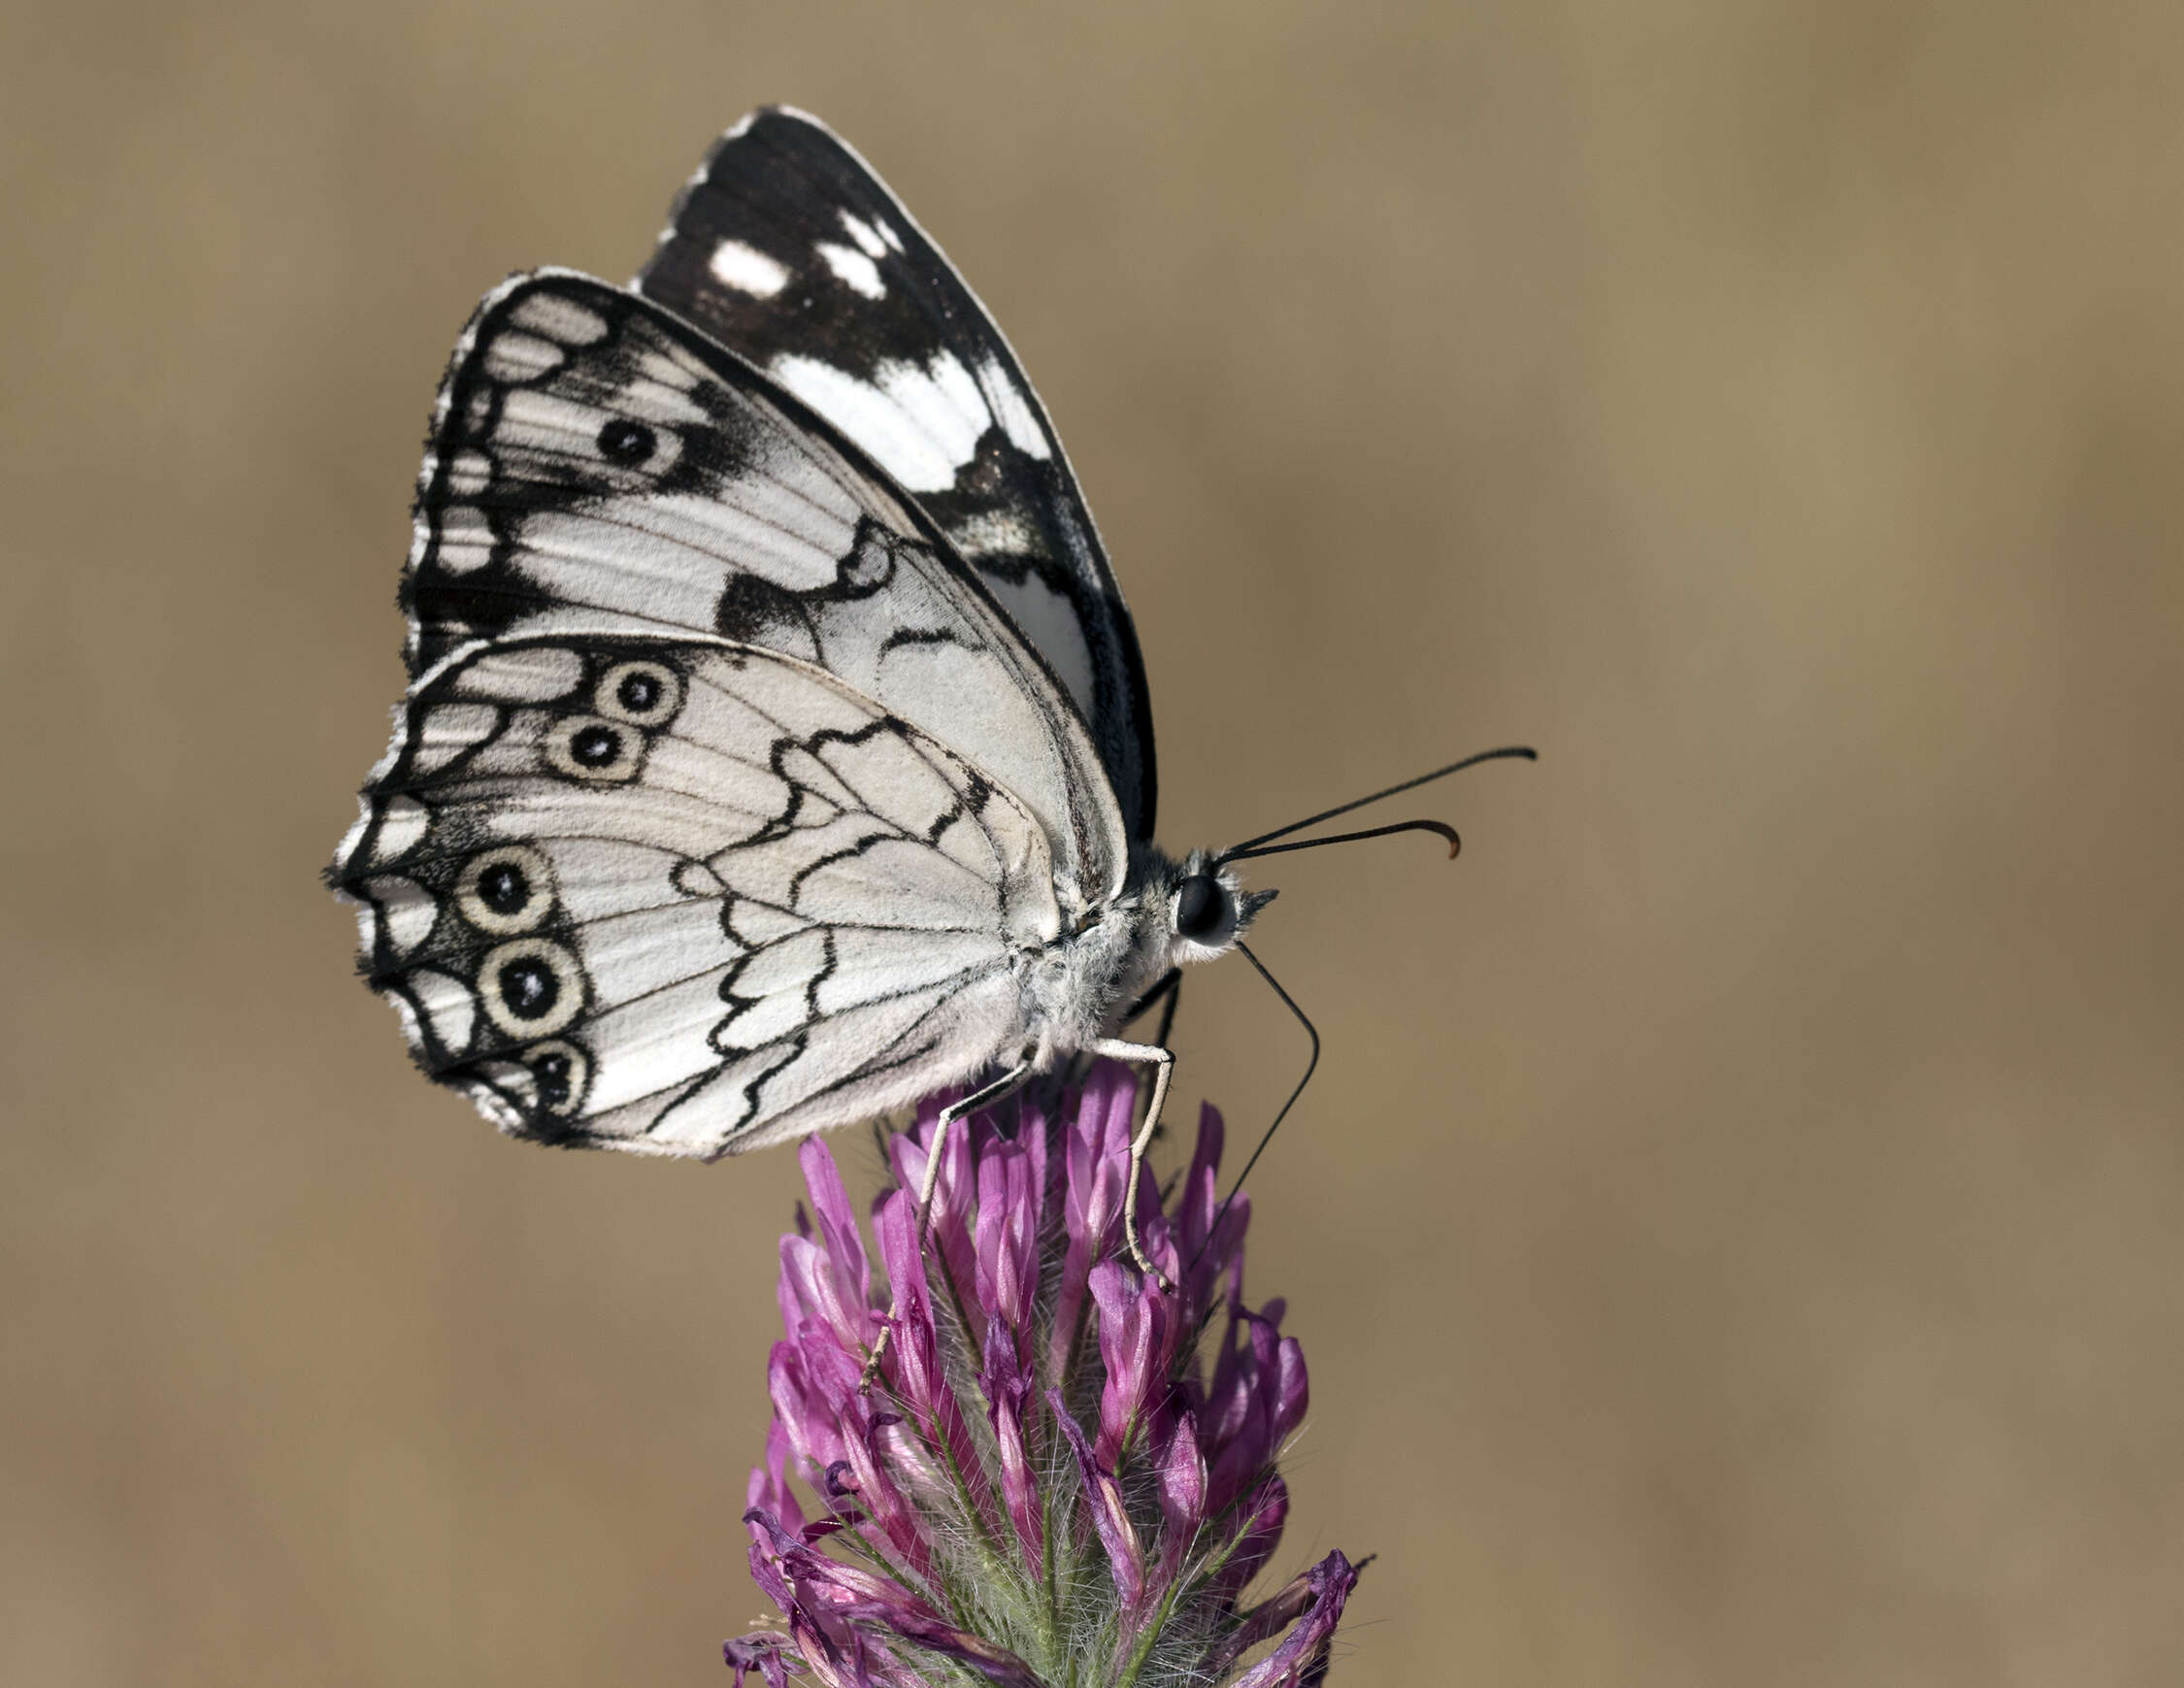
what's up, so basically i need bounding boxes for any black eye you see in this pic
[616,671,659,713]
[597,417,656,465]
[497,956,560,1019]
[478,860,529,915]
[1174,874,1227,941]
[570,723,623,767]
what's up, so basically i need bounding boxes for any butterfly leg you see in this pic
[1120,967,1183,1049]
[1091,1038,1177,1292]
[861,1058,1035,1390]
[1153,976,1182,1051]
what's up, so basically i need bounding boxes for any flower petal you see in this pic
[979,1313,1043,1579]
[1050,1066,1136,1380]
[1207,1311,1297,1515]
[974,1140,1039,1340]
[1173,1104,1255,1333]
[781,1233,869,1357]
[1048,1387,1145,1613]
[747,1417,807,1535]
[890,1095,978,1309]
[1091,1259,1174,1468]
[1226,1550,1360,1688]
[799,1137,874,1336]
[722,1632,802,1688]
[780,1340,931,1575]
[1153,1408,1208,1589]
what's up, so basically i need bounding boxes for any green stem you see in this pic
[1109,1572,1189,1688]
[1039,1484,1062,1668]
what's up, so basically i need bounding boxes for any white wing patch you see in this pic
[815,242,886,300]
[975,355,1051,461]
[709,238,790,298]
[838,211,891,258]
[508,289,611,346]
[766,346,1039,492]
[769,351,993,494]
[331,633,1056,1156]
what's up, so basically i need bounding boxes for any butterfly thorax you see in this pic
[1016,845,1270,1068]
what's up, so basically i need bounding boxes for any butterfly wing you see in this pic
[401,269,1125,904]
[334,633,1055,1154]
[636,107,1158,842]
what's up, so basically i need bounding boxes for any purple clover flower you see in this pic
[727,1060,1361,1688]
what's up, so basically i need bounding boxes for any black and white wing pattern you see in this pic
[399,269,1126,905]
[636,107,1158,842]
[333,635,1057,1153]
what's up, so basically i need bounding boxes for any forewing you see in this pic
[404,269,1124,900]
[332,635,1053,1155]
[637,107,1157,839]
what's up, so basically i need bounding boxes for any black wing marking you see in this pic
[636,106,1158,840]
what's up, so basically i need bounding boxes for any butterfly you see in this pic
[330,108,1530,1284]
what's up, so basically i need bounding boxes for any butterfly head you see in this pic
[1163,849,1275,966]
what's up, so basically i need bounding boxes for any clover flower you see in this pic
[725,1060,1361,1688]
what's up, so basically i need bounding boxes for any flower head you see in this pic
[727,1060,1361,1687]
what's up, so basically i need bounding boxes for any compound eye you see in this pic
[1173,874,1228,941]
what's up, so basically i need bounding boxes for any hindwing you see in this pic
[333,635,1054,1154]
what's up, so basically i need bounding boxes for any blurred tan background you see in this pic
[6,2,2183,1683]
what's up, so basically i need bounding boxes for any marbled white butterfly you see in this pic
[330,108,1530,1280]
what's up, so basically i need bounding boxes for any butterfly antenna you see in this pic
[1217,745,1536,860]
[1222,817,1461,865]
[1189,941,1319,1277]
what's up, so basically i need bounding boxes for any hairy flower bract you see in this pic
[727,1060,1360,1688]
